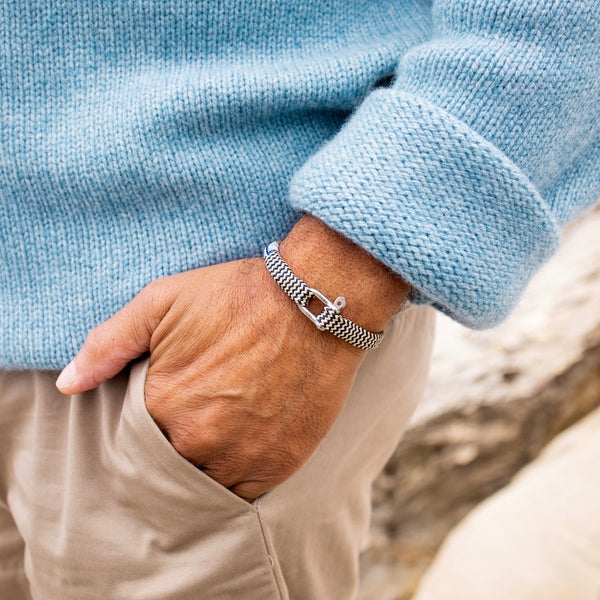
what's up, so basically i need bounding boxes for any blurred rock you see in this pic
[412,405,600,600]
[358,205,600,600]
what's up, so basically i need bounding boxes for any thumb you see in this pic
[56,280,173,394]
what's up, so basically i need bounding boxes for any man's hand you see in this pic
[55,214,410,501]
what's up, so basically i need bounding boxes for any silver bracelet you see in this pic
[263,241,384,351]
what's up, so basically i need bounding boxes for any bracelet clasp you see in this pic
[298,288,346,330]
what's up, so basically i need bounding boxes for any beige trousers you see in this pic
[0,304,435,600]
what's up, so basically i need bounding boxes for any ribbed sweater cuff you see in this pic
[288,89,561,329]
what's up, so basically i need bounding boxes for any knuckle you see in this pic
[82,326,104,355]
[169,433,193,460]
[206,455,242,482]
[276,443,305,475]
[148,275,174,298]
[143,277,164,295]
[141,277,175,317]
[168,422,204,460]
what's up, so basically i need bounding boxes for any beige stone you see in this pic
[413,406,600,600]
[359,205,600,600]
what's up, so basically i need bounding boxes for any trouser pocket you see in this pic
[22,358,286,600]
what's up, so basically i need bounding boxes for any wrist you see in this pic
[278,214,411,332]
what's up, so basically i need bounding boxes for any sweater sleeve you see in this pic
[288,0,600,329]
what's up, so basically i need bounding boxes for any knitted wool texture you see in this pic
[1,0,599,369]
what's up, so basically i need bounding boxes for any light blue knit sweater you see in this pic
[1,0,599,369]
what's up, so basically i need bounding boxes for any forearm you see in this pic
[278,213,412,333]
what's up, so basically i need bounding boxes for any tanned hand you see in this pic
[55,214,411,501]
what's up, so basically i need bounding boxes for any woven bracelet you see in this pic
[263,241,384,351]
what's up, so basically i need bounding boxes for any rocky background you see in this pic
[358,204,600,600]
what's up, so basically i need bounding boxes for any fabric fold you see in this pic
[289,89,561,328]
